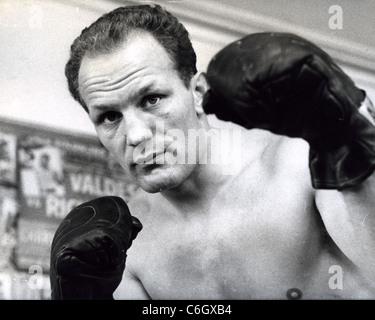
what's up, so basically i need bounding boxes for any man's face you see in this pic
[78,32,206,193]
[40,155,50,169]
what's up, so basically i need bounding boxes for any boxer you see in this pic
[51,4,375,299]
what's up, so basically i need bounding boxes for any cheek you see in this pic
[96,130,124,161]
[164,95,198,130]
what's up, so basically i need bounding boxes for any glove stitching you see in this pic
[52,198,131,276]
[51,207,96,256]
[52,196,125,257]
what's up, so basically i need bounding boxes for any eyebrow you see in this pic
[89,82,160,111]
[128,83,159,102]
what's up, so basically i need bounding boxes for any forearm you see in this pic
[316,172,375,279]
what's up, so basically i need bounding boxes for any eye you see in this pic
[142,95,162,108]
[98,111,122,125]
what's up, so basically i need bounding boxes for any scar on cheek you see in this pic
[286,288,303,300]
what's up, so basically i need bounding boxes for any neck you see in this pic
[160,163,227,215]
[159,126,242,212]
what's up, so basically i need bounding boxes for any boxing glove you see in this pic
[204,32,375,190]
[50,196,142,300]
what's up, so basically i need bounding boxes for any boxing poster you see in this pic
[14,130,138,272]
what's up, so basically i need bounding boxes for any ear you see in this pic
[190,72,209,116]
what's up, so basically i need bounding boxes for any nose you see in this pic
[122,109,153,147]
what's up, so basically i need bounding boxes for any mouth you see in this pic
[132,150,166,168]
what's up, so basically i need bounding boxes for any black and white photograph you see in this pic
[0,0,375,309]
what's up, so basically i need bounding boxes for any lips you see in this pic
[133,150,165,165]
[131,137,176,168]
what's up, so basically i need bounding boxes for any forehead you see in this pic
[78,32,176,85]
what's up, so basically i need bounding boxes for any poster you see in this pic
[14,131,138,272]
[0,119,140,298]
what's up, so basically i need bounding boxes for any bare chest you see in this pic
[128,135,374,299]
[134,184,342,299]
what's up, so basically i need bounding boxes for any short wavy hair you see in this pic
[65,4,197,111]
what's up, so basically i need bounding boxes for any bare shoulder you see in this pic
[240,128,311,180]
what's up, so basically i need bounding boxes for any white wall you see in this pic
[1,0,374,136]
[0,0,116,135]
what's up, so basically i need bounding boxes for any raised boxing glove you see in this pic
[203,32,375,190]
[50,196,142,300]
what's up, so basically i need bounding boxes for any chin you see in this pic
[138,178,179,194]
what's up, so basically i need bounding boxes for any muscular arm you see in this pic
[317,169,375,285]
[316,99,375,282]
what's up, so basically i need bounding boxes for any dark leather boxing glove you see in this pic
[50,196,142,300]
[204,32,375,190]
